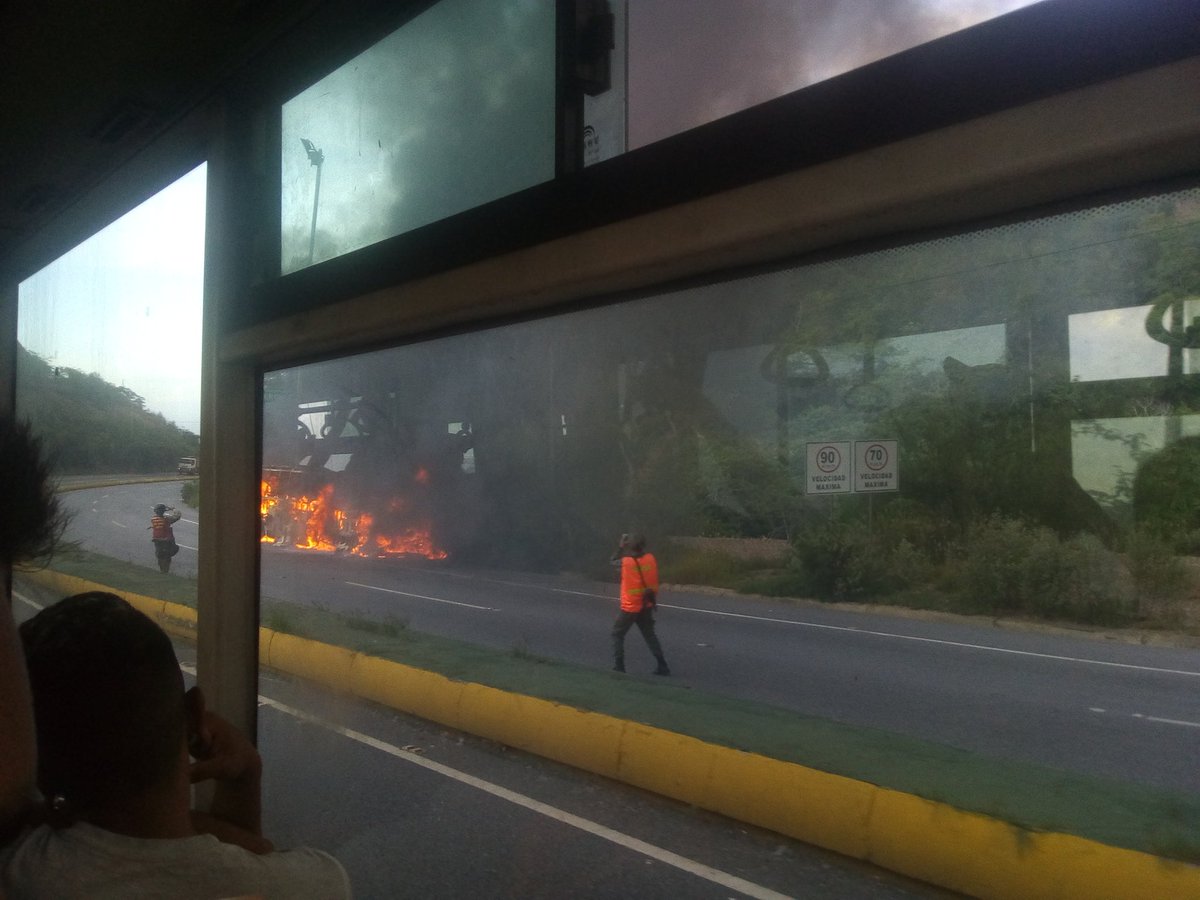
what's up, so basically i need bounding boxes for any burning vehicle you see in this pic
[260,470,447,559]
[260,387,480,561]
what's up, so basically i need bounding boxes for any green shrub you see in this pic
[737,566,811,598]
[791,515,892,600]
[961,516,1134,624]
[874,499,955,565]
[961,516,1047,613]
[1037,533,1133,624]
[180,479,199,509]
[1124,526,1191,619]
[658,547,756,590]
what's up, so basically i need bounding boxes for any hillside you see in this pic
[15,344,199,474]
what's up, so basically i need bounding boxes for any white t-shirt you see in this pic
[1,821,351,899]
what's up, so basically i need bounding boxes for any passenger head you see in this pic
[0,417,66,568]
[623,533,646,554]
[19,592,186,815]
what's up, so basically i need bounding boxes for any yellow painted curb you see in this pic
[18,569,1200,898]
[865,787,1200,900]
[18,570,196,641]
[350,653,466,726]
[703,744,875,860]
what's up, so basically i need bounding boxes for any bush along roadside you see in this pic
[180,479,198,509]
[757,510,1195,631]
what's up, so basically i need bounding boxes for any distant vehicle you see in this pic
[177,457,198,475]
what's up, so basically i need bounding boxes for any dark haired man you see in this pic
[0,418,67,844]
[610,533,670,676]
[2,591,350,899]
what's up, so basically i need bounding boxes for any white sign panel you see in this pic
[854,440,899,493]
[806,442,851,494]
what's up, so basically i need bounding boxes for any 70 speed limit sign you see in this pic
[854,440,898,492]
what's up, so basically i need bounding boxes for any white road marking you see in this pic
[176,661,789,900]
[676,606,1200,678]
[177,543,199,551]
[1132,713,1200,729]
[111,521,128,529]
[1089,707,1106,713]
[346,581,494,611]
[13,591,45,611]
[182,518,199,525]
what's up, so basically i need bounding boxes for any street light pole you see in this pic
[300,138,324,266]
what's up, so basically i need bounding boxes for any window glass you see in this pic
[260,185,1200,809]
[622,0,1048,151]
[281,0,556,273]
[15,164,205,607]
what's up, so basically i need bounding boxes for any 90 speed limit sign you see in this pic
[805,442,850,494]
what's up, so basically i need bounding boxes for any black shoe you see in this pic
[654,665,670,676]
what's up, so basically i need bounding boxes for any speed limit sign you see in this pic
[854,440,898,492]
[805,442,850,494]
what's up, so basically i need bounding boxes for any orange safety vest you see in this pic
[619,553,658,613]
[150,515,175,541]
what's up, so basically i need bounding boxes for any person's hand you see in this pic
[186,686,267,849]
[188,705,262,788]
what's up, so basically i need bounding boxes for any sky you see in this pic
[18,163,206,433]
[19,0,1049,436]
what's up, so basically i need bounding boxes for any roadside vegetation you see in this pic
[658,515,1197,633]
[180,479,199,508]
[15,343,198,473]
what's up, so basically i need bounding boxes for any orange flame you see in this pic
[260,475,445,559]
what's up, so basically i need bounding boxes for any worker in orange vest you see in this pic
[610,533,670,675]
[149,504,182,573]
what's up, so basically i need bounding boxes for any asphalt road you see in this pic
[59,483,1200,796]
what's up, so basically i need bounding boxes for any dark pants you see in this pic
[154,540,174,574]
[611,607,667,671]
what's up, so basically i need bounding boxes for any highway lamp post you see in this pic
[300,138,324,266]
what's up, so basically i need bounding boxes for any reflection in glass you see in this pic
[281,0,556,273]
[1070,303,1200,382]
[627,0,1046,149]
[1072,415,1200,527]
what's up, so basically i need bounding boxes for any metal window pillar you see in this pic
[197,99,263,741]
